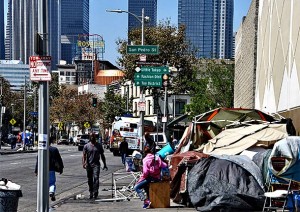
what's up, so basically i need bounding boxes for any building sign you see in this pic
[29,56,52,81]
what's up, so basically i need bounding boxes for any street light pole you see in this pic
[106,8,147,151]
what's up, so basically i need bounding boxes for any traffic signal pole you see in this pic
[37,0,50,211]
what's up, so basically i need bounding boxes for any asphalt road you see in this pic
[0,144,124,212]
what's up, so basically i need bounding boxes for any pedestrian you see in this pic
[119,138,128,165]
[134,143,168,209]
[144,132,156,154]
[34,138,64,201]
[82,133,108,199]
[10,134,17,149]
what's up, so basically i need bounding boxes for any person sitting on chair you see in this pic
[134,143,167,209]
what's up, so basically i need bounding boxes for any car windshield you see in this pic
[81,135,90,139]
[151,134,164,142]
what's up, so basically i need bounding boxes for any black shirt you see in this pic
[83,142,105,167]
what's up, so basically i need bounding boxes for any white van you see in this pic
[149,132,168,148]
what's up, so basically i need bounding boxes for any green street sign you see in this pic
[134,73,162,81]
[127,45,159,55]
[135,80,162,87]
[140,66,169,74]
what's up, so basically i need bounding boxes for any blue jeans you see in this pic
[49,171,56,194]
[86,165,100,195]
[134,177,160,201]
[121,153,127,164]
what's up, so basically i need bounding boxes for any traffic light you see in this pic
[92,97,97,107]
[162,74,169,87]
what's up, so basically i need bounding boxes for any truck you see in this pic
[109,117,155,156]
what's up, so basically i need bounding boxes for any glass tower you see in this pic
[178,0,234,59]
[128,0,157,33]
[6,0,60,70]
[61,0,89,64]
[0,0,4,59]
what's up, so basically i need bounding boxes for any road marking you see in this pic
[70,154,82,157]
[10,162,20,165]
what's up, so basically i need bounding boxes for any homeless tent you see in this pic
[187,155,265,211]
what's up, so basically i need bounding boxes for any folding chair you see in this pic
[111,171,141,201]
[262,157,298,212]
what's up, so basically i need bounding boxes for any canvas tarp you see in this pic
[187,155,265,211]
[268,136,300,182]
[201,124,288,155]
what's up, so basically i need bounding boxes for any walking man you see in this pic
[35,138,64,201]
[119,139,128,165]
[82,133,108,199]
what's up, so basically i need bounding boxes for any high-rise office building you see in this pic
[0,0,4,59]
[178,0,234,59]
[5,0,12,60]
[61,0,89,64]
[128,0,157,32]
[6,0,60,70]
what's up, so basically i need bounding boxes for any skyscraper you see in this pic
[6,0,60,70]
[128,0,157,32]
[61,0,89,64]
[5,0,12,60]
[0,0,5,59]
[178,0,234,59]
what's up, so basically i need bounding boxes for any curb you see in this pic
[0,149,38,155]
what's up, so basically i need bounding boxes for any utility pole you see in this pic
[139,8,145,151]
[23,76,27,150]
[36,0,50,211]
[0,78,2,149]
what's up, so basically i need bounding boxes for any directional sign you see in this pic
[135,80,162,87]
[29,56,52,81]
[134,73,163,81]
[127,45,159,55]
[10,118,16,125]
[29,111,38,116]
[140,66,169,74]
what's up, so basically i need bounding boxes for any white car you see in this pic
[149,132,168,148]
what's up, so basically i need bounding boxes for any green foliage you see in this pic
[102,85,126,128]
[49,87,103,131]
[117,21,196,93]
[186,59,234,117]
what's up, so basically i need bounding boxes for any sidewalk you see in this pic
[50,178,195,212]
[0,145,38,155]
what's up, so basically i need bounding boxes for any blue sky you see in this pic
[4,0,252,66]
[92,0,252,66]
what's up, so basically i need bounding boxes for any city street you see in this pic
[0,144,124,212]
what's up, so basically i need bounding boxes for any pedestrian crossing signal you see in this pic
[92,98,97,107]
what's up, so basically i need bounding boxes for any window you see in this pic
[175,100,187,115]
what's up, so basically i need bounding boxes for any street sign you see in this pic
[127,45,159,55]
[10,118,16,125]
[84,122,90,128]
[135,80,162,87]
[29,111,38,116]
[134,73,163,80]
[135,61,162,66]
[138,101,146,112]
[29,56,52,81]
[140,66,169,74]
[58,122,63,130]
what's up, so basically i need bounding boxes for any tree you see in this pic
[185,59,235,117]
[101,85,126,129]
[117,20,196,93]
[49,87,103,133]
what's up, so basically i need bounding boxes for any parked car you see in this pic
[73,134,82,146]
[78,134,90,151]
[149,132,168,148]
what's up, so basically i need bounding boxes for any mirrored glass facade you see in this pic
[178,0,234,59]
[61,0,89,64]
[128,0,157,33]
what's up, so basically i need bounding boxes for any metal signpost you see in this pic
[35,0,50,211]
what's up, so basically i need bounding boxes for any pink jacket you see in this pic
[137,153,167,183]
